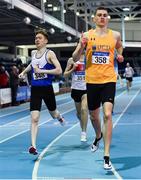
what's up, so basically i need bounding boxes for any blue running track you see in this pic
[0,77,141,180]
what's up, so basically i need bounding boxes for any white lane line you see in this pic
[0,116,30,128]
[0,107,29,118]
[32,89,128,180]
[0,96,70,118]
[32,123,79,180]
[117,122,141,126]
[0,107,75,144]
[36,178,121,180]
[111,165,123,180]
[0,101,73,128]
[33,86,141,180]
[113,87,141,128]
[110,87,141,179]
[115,90,125,99]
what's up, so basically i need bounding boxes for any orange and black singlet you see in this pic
[85,29,117,84]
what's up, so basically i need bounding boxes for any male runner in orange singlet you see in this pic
[73,6,124,170]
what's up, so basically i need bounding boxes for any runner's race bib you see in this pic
[92,52,110,64]
[33,73,48,80]
[74,73,85,81]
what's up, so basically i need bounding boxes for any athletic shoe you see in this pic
[91,133,103,152]
[58,117,65,126]
[28,146,38,155]
[81,132,87,142]
[104,156,112,170]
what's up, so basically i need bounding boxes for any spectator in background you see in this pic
[125,62,134,92]
[0,64,9,88]
[9,65,19,106]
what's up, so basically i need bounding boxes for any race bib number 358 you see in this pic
[92,52,110,64]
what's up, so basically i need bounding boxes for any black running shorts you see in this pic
[30,85,56,111]
[71,89,87,102]
[126,77,133,82]
[86,82,116,110]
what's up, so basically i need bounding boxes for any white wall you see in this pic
[109,21,141,41]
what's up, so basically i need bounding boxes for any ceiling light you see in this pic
[48,4,52,7]
[123,7,130,11]
[49,28,55,34]
[23,17,31,24]
[108,15,111,19]
[63,9,66,13]
[76,12,80,16]
[53,7,58,11]
[124,16,130,21]
[67,36,72,42]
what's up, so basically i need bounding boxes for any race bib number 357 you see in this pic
[92,52,110,64]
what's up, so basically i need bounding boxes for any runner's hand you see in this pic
[117,54,124,63]
[34,67,42,73]
[18,72,25,79]
[80,32,88,48]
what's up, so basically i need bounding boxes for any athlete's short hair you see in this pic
[35,28,48,39]
[95,7,108,15]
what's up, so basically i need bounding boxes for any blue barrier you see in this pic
[16,86,31,101]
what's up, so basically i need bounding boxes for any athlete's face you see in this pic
[94,10,109,28]
[35,33,48,49]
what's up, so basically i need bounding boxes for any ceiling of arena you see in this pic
[0,0,141,46]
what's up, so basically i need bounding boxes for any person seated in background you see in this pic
[0,64,10,88]
[9,65,19,106]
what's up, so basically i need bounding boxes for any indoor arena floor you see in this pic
[0,77,141,180]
